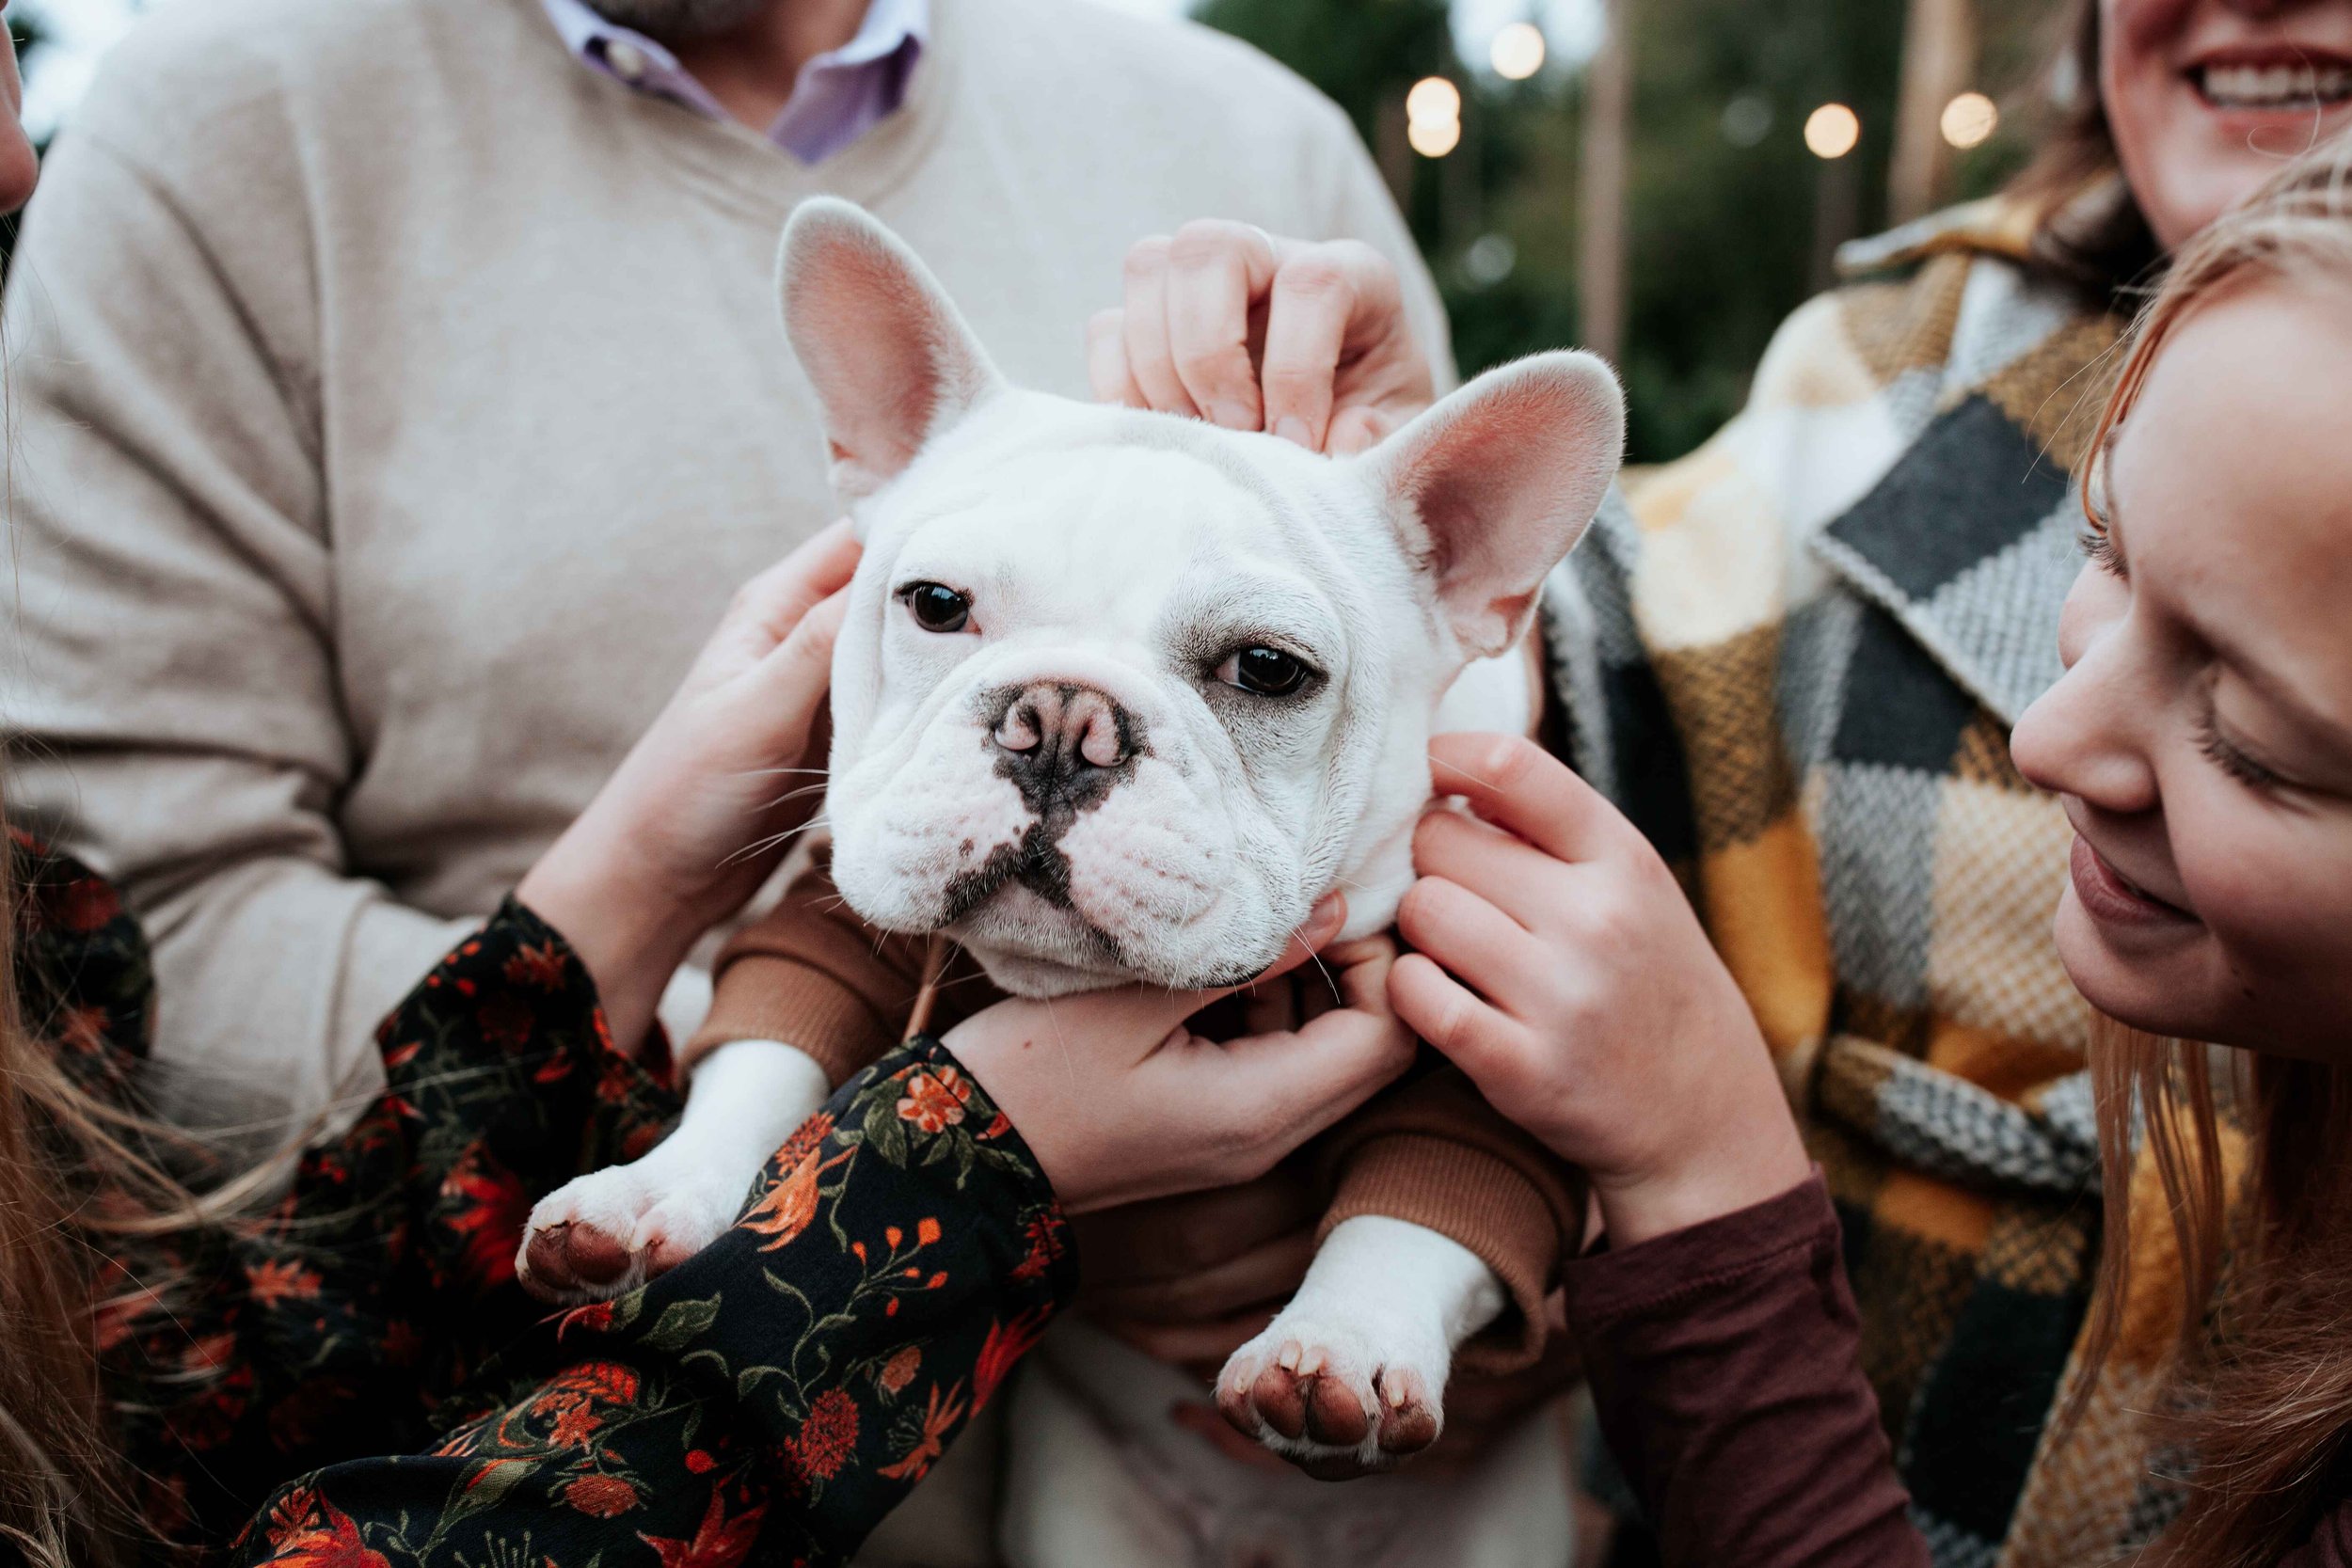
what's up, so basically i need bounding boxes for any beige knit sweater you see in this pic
[0,0,1448,1125]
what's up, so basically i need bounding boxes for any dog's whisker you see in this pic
[718,815,831,868]
[756,782,834,811]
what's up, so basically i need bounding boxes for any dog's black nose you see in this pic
[988,683,1139,810]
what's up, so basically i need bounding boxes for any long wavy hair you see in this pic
[2074,135,2352,1568]
[0,777,279,1566]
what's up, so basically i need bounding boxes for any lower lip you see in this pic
[2068,837,2199,931]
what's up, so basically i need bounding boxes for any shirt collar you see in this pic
[540,0,930,164]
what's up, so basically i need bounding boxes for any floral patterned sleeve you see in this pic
[13,842,1074,1567]
[234,1017,1074,1568]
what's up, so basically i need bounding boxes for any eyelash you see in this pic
[2077,526,2126,579]
[2197,702,2281,790]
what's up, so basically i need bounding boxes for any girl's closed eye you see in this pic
[2196,696,2284,792]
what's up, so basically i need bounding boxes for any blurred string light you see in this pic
[1804,103,1862,160]
[1454,0,1604,75]
[1407,75,1464,158]
[1940,90,1999,150]
[1463,232,1518,287]
[1490,22,1547,81]
[1721,92,1774,149]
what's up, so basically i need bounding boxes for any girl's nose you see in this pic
[2012,645,2161,816]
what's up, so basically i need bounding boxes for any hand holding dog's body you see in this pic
[946,917,1418,1213]
[1392,733,1813,1247]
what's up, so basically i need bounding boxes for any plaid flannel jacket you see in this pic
[1539,205,2185,1568]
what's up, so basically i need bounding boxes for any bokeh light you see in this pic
[1940,90,1999,150]
[1804,102,1861,160]
[1406,75,1463,125]
[1490,22,1547,82]
[1409,115,1464,158]
[1406,74,1463,159]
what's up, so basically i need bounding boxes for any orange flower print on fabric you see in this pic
[639,1487,768,1568]
[258,1492,391,1568]
[786,1387,860,1487]
[564,1473,641,1518]
[880,1345,922,1396]
[502,940,570,992]
[438,1149,532,1289]
[530,1361,642,1420]
[476,992,535,1051]
[876,1382,968,1483]
[896,1067,974,1133]
[244,1257,324,1308]
[1009,1209,1068,1284]
[972,1307,1055,1415]
[741,1138,854,1255]
[56,871,122,934]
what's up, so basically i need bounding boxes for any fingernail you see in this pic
[1212,401,1260,432]
[1274,417,1313,449]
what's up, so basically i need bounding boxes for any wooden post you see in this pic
[1889,0,1976,222]
[1579,0,1630,364]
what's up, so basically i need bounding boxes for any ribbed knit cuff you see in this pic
[679,953,898,1085]
[1318,1132,1567,1372]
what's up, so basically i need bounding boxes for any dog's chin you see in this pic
[952,885,1290,1001]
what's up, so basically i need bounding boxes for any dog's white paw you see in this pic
[1214,1305,1450,1480]
[516,1038,835,1307]
[516,1154,744,1306]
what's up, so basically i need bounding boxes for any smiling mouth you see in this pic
[2191,55,2352,112]
[2069,836,2199,928]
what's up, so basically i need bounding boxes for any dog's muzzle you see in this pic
[984,681,1146,817]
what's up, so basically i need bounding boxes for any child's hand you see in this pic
[1389,734,1810,1247]
[520,520,860,1052]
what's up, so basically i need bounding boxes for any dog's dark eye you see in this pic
[901,582,972,634]
[1218,646,1311,697]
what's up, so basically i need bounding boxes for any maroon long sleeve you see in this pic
[1563,1174,1931,1568]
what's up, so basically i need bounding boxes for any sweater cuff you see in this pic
[1563,1170,1838,1332]
[683,951,899,1084]
[1321,1132,1565,1371]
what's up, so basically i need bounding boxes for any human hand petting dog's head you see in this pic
[1089,221,1438,455]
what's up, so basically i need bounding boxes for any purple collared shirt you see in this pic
[541,0,928,164]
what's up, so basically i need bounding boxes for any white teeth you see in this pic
[2198,62,2352,109]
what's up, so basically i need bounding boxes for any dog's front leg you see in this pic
[1216,1216,1506,1479]
[516,1038,832,1303]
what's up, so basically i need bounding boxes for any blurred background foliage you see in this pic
[10,0,2074,464]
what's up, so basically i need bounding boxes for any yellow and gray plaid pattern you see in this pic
[1541,212,2187,1567]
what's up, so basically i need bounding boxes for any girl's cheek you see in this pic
[2174,784,2352,1008]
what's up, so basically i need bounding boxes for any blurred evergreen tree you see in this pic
[1197,0,2039,463]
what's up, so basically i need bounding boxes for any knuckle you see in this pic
[1122,236,1172,282]
[1478,734,1539,792]
[1168,218,1243,268]
[1275,249,1357,305]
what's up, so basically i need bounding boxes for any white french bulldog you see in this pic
[522,199,1621,1556]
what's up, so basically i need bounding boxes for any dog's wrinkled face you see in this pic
[780,200,1623,997]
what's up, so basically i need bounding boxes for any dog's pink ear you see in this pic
[778,198,1004,503]
[1367,352,1624,660]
